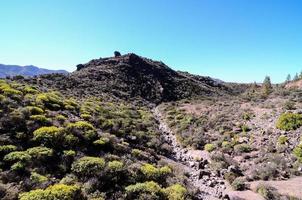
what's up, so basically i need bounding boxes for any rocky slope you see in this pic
[21,53,229,104]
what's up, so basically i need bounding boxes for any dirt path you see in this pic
[153,107,226,200]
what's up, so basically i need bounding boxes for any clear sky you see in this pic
[0,0,301,83]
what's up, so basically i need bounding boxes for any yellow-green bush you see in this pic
[25,106,44,115]
[26,146,53,160]
[4,151,31,162]
[33,126,64,145]
[93,137,110,146]
[36,92,64,110]
[163,184,187,200]
[276,113,302,131]
[0,145,17,154]
[125,181,163,199]
[108,160,124,172]
[67,121,97,141]
[30,115,51,124]
[64,98,79,110]
[234,144,251,154]
[293,144,302,162]
[140,164,171,180]
[204,143,215,152]
[30,172,48,184]
[277,135,288,145]
[71,156,105,176]
[19,184,81,200]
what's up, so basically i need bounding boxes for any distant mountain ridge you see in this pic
[0,64,68,78]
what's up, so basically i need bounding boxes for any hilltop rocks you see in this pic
[30,53,228,104]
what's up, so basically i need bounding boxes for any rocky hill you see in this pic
[23,53,229,104]
[0,64,68,78]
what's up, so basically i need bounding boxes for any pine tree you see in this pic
[294,73,299,81]
[286,74,291,83]
[262,76,272,96]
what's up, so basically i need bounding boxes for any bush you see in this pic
[140,164,171,180]
[256,184,279,200]
[0,145,17,155]
[277,135,288,145]
[276,113,302,131]
[4,151,31,162]
[26,146,53,160]
[25,106,44,115]
[30,172,48,184]
[234,143,252,154]
[231,177,245,191]
[33,126,64,146]
[108,160,124,172]
[36,92,64,110]
[71,156,105,176]
[125,181,163,199]
[163,184,187,200]
[19,184,82,200]
[30,115,51,124]
[67,121,97,141]
[293,144,302,162]
[204,144,215,152]
[93,137,110,146]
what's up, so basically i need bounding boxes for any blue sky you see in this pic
[0,0,301,83]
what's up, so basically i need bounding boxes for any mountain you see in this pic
[23,53,230,104]
[0,64,68,78]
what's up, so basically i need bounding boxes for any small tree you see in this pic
[294,73,299,81]
[262,76,272,96]
[286,74,291,83]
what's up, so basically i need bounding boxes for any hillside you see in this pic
[21,53,229,104]
[1,53,302,200]
[0,64,68,78]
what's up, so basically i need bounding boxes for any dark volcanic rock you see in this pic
[23,53,229,103]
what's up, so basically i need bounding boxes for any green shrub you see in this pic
[0,145,17,154]
[163,184,187,200]
[30,115,51,124]
[80,114,92,121]
[23,86,38,94]
[55,114,67,122]
[67,121,97,141]
[26,146,53,160]
[241,124,250,133]
[25,106,44,115]
[277,135,288,145]
[19,184,81,200]
[93,137,110,146]
[293,144,302,162]
[30,172,48,184]
[125,181,163,199]
[108,160,124,172]
[204,144,215,152]
[11,161,25,171]
[64,98,79,110]
[256,184,278,200]
[4,151,31,162]
[71,156,105,176]
[33,126,64,145]
[276,113,302,131]
[234,144,252,154]
[131,149,142,157]
[231,177,246,191]
[242,113,251,121]
[63,150,76,157]
[36,92,64,110]
[140,164,171,180]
